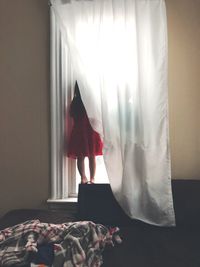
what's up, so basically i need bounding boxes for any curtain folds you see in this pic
[50,0,176,226]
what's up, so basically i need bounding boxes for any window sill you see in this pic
[47,198,78,215]
[47,198,77,203]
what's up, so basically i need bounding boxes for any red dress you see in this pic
[67,100,103,159]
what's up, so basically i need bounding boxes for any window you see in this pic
[49,8,109,201]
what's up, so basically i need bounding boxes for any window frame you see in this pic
[49,8,76,200]
[49,8,109,201]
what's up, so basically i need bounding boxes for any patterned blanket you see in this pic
[0,220,121,267]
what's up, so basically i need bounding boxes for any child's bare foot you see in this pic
[89,178,95,184]
[81,177,88,184]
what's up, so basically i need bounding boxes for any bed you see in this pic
[1,180,200,267]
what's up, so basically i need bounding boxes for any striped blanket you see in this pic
[0,220,121,267]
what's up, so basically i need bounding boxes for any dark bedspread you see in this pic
[103,223,200,267]
[1,180,200,267]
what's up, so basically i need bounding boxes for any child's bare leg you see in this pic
[89,156,96,184]
[77,157,87,184]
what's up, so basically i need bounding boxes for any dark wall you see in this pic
[0,0,50,216]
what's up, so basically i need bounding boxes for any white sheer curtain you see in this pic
[50,0,176,226]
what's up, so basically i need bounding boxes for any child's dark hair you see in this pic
[70,81,86,119]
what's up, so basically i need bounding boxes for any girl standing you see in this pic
[67,82,103,184]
